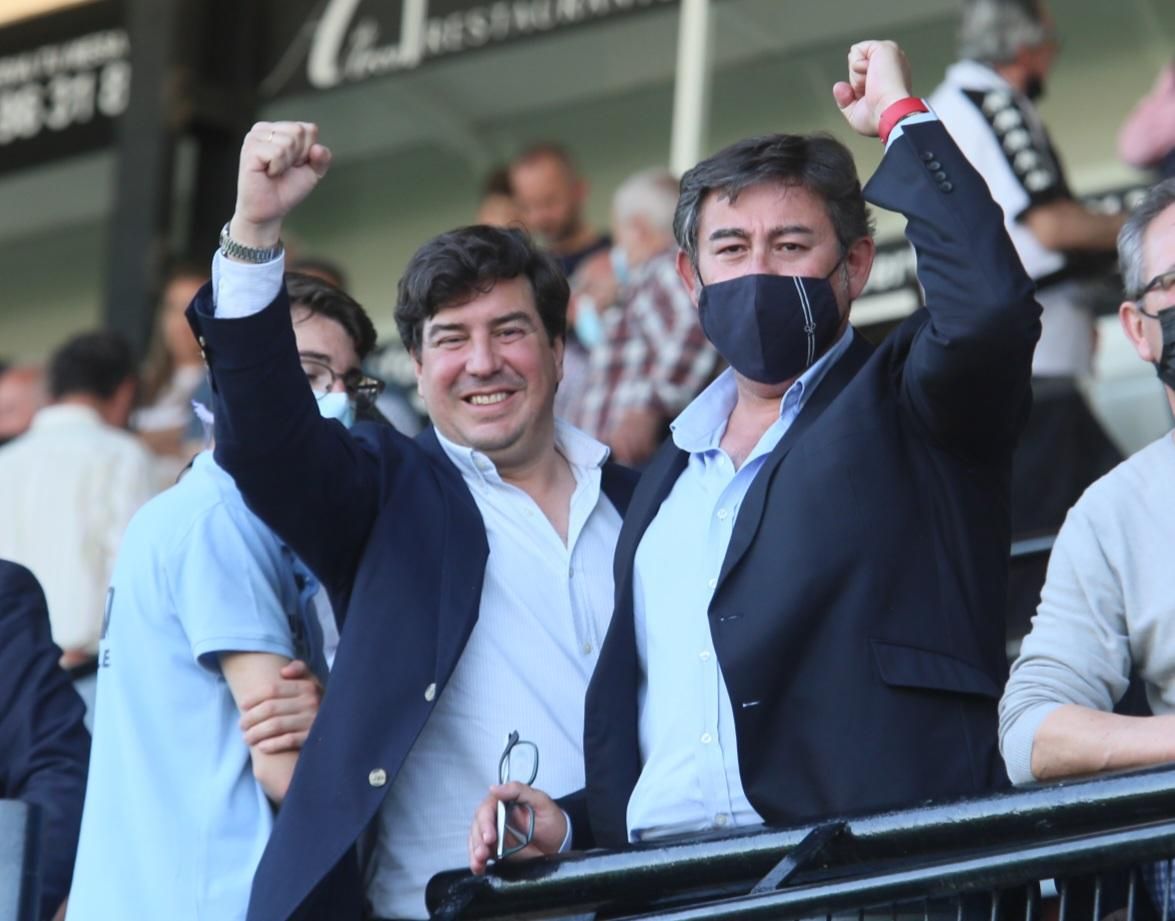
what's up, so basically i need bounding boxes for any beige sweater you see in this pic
[1000,431,1175,784]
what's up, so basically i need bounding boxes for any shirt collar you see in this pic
[670,324,854,454]
[30,403,105,430]
[434,419,609,487]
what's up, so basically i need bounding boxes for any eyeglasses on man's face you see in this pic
[1132,268,1175,316]
[495,730,539,862]
[299,354,385,409]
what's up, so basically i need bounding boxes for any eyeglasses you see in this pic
[495,730,539,861]
[1131,268,1175,316]
[299,355,385,409]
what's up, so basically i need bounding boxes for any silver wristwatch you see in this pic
[218,222,284,264]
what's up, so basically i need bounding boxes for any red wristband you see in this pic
[878,97,929,145]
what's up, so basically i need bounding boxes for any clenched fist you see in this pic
[832,41,914,138]
[227,121,333,252]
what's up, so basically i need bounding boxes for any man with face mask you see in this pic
[471,39,1041,866]
[929,0,1127,641]
[66,272,374,921]
[1000,178,1175,912]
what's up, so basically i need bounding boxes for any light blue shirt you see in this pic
[626,326,854,841]
[68,451,321,921]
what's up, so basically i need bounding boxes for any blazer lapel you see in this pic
[415,427,489,684]
[717,332,873,587]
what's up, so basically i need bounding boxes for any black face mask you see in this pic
[1024,73,1046,102]
[1152,307,1175,391]
[697,265,844,385]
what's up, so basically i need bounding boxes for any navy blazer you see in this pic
[187,289,637,921]
[0,560,90,920]
[583,121,1042,848]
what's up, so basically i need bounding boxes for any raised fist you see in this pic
[832,41,914,138]
[228,121,332,250]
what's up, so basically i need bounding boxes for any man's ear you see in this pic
[844,236,876,302]
[675,249,701,307]
[1119,300,1158,363]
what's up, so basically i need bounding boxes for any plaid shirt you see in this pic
[569,247,718,439]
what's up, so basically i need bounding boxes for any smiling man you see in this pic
[185,124,636,921]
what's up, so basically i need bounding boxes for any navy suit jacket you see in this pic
[0,560,90,920]
[583,121,1042,848]
[187,289,637,921]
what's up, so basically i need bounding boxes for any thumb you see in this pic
[832,81,856,111]
[280,659,311,680]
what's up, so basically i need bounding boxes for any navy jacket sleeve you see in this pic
[864,120,1042,461]
[0,561,89,920]
[186,284,393,598]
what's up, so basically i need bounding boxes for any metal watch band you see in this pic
[218,222,284,264]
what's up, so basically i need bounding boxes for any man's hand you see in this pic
[468,782,567,876]
[238,659,323,754]
[832,40,913,137]
[229,121,332,251]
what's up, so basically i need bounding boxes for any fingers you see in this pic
[245,121,321,178]
[243,708,315,746]
[469,793,502,875]
[255,729,309,754]
[831,81,856,111]
[239,677,316,713]
[279,659,312,680]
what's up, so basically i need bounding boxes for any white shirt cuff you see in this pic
[558,809,574,853]
[212,249,285,319]
[885,104,939,150]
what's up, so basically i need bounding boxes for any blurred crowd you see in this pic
[1,1,1174,919]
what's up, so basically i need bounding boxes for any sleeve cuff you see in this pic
[212,249,285,319]
[1000,702,1062,785]
[885,107,940,150]
[558,809,574,853]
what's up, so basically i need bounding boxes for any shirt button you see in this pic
[707,577,717,589]
[368,768,387,787]
[715,813,730,827]
[700,732,713,744]
[699,650,712,662]
[583,643,593,655]
[716,508,730,521]
[424,682,437,702]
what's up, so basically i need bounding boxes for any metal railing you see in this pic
[427,764,1175,921]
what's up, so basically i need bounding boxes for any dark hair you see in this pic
[481,166,514,198]
[285,272,378,360]
[288,256,349,291]
[394,225,568,355]
[674,133,875,272]
[48,331,135,400]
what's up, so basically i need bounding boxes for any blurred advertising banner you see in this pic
[260,0,678,97]
[0,0,128,175]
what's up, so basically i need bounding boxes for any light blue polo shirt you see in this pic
[68,451,321,921]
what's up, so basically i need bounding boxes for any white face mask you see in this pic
[316,391,356,428]
[574,295,605,349]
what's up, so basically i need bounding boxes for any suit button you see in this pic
[424,682,437,702]
[368,768,387,787]
[934,171,948,182]
[921,150,935,161]
[940,181,954,193]
[927,161,941,171]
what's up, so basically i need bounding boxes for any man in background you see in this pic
[929,0,1125,634]
[0,331,158,672]
[510,142,610,277]
[572,168,718,466]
